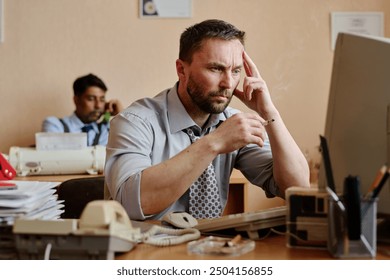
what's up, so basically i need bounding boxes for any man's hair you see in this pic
[73,73,107,97]
[179,19,245,63]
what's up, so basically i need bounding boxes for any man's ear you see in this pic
[176,59,186,79]
[73,95,80,106]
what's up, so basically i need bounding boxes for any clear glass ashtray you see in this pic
[187,235,255,257]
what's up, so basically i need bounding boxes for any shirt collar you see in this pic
[70,112,99,132]
[167,83,228,134]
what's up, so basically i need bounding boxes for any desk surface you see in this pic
[116,234,390,260]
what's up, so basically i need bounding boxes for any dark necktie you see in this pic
[186,128,222,219]
[82,124,93,146]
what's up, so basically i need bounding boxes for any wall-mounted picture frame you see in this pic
[331,12,384,50]
[140,0,192,18]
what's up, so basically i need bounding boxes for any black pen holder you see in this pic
[327,196,377,258]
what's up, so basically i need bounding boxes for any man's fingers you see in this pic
[243,58,253,77]
[219,113,267,148]
[242,77,263,100]
[243,51,260,78]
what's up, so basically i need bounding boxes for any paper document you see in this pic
[0,180,64,224]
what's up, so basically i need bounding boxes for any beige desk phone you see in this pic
[14,200,140,239]
[13,200,200,259]
[13,201,140,259]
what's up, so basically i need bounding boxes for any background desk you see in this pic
[14,174,101,182]
[226,170,284,214]
[116,234,390,260]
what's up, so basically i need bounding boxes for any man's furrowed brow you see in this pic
[207,62,242,70]
[207,62,226,68]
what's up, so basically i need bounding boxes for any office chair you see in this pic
[57,176,105,219]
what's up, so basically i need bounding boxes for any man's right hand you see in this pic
[105,99,124,116]
[206,112,268,154]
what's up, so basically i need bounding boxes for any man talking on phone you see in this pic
[42,73,123,146]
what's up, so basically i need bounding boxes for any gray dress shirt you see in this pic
[104,83,279,220]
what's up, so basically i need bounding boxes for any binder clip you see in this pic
[0,153,16,180]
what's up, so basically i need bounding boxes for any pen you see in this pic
[364,164,387,199]
[361,167,390,219]
[326,186,345,212]
[371,167,390,199]
[262,119,275,126]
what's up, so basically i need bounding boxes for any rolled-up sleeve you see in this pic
[104,112,154,220]
[235,141,280,198]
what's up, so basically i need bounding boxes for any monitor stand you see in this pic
[377,213,390,244]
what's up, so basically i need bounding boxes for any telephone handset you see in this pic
[75,200,141,243]
[75,200,200,246]
[76,201,201,247]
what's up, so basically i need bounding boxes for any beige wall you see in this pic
[1,0,389,167]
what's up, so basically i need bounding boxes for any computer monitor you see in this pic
[319,32,390,234]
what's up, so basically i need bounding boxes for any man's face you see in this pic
[183,38,244,114]
[74,86,106,123]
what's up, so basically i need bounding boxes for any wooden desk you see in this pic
[11,173,390,260]
[116,234,390,260]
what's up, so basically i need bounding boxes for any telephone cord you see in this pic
[141,225,201,246]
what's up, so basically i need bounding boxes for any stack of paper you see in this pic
[0,181,64,224]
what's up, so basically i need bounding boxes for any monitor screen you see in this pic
[319,32,390,217]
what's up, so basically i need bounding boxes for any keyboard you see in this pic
[195,206,287,239]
